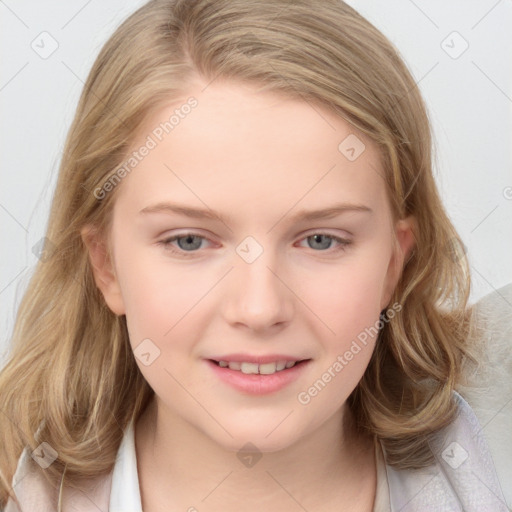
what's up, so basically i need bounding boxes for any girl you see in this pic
[0,0,508,510]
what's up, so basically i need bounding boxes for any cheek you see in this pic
[294,260,389,411]
[117,255,211,396]
[114,247,208,347]
[304,251,391,336]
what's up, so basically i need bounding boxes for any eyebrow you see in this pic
[139,201,372,224]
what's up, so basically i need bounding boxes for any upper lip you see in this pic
[207,354,311,364]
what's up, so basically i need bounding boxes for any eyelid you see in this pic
[295,231,352,251]
[157,229,352,257]
[158,231,215,250]
[158,228,352,242]
[300,227,353,239]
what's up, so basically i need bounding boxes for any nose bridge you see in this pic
[224,234,293,330]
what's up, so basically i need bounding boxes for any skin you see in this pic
[83,78,415,512]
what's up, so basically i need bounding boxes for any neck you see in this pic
[135,396,376,512]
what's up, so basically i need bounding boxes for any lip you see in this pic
[205,358,312,395]
[208,353,309,364]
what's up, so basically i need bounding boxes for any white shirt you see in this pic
[6,286,512,511]
[107,392,508,512]
[108,420,391,511]
[5,392,509,512]
[108,418,143,511]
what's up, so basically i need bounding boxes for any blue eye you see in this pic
[157,232,351,257]
[299,233,351,252]
[158,233,207,254]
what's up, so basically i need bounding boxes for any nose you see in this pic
[222,248,294,333]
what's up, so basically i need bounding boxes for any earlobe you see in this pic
[80,225,126,316]
[380,216,416,310]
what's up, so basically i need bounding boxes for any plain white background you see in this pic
[1,0,511,363]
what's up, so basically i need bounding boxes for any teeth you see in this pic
[259,362,278,375]
[217,360,298,374]
[240,362,259,374]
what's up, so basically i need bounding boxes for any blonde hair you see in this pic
[0,0,478,506]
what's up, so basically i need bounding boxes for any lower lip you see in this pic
[205,359,311,395]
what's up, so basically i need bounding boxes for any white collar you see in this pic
[108,418,390,512]
[109,418,143,511]
[106,392,507,512]
[5,395,507,511]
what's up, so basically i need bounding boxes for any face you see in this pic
[84,79,414,453]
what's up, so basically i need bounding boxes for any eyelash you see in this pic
[157,231,352,258]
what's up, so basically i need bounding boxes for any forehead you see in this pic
[112,80,388,222]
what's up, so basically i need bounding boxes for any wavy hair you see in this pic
[0,0,478,507]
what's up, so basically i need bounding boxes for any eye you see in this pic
[157,232,210,257]
[297,233,352,253]
[157,231,352,258]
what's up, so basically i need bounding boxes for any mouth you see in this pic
[208,358,311,374]
[206,358,312,395]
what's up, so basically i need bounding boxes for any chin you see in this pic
[205,421,303,454]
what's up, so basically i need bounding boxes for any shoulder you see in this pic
[456,283,512,508]
[5,444,112,511]
[381,284,512,511]
[382,390,509,511]
[460,283,512,391]
[4,447,58,512]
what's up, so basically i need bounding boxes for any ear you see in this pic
[81,225,126,316]
[380,215,416,310]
